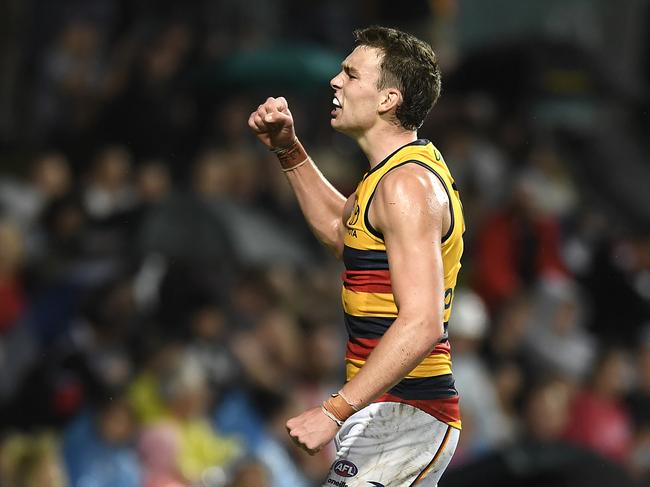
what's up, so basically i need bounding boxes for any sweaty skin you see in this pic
[248,45,449,455]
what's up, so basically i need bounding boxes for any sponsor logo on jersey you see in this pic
[333,460,358,478]
[327,479,348,487]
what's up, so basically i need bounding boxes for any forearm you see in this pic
[340,315,442,408]
[277,140,346,256]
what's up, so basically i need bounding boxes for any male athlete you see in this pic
[248,26,463,486]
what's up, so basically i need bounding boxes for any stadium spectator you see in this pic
[564,348,634,464]
[450,288,516,458]
[0,432,67,487]
[63,392,141,487]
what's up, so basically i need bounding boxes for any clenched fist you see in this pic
[248,96,296,151]
[286,406,340,455]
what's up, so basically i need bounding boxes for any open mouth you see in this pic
[331,96,341,117]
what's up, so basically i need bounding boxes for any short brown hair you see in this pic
[354,26,441,131]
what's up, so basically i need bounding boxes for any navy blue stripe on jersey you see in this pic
[344,316,448,342]
[388,374,458,400]
[344,313,395,339]
[440,321,449,342]
[343,245,389,270]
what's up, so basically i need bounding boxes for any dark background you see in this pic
[0,1,649,486]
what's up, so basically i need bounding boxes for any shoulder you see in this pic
[374,161,448,211]
[369,161,449,238]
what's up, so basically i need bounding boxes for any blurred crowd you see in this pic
[1,1,650,486]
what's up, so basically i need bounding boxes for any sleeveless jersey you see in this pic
[342,139,464,429]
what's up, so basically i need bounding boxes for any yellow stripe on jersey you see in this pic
[345,357,365,380]
[343,230,387,251]
[346,353,452,380]
[406,354,453,378]
[341,289,398,317]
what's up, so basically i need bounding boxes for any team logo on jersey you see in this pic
[333,460,358,477]
[347,203,360,226]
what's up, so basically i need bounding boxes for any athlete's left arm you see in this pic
[285,164,448,454]
[340,163,447,407]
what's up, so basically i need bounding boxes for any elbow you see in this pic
[401,312,444,352]
[423,319,445,348]
[322,233,344,259]
[329,221,345,260]
[333,240,344,260]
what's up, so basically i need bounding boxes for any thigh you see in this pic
[322,402,460,487]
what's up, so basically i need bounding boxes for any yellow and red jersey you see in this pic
[342,139,464,429]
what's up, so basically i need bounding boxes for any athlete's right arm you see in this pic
[248,97,347,258]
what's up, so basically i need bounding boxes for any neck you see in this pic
[356,124,418,168]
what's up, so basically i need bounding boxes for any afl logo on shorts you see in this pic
[333,460,358,477]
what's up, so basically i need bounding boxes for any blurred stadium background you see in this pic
[0,0,649,486]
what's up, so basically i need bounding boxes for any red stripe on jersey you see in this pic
[432,340,451,355]
[346,337,380,360]
[342,270,392,294]
[347,338,450,360]
[375,393,461,426]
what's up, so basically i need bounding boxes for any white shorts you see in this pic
[322,402,460,487]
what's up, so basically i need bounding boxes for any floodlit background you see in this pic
[0,1,649,486]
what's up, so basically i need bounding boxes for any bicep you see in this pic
[372,168,447,325]
[385,222,444,320]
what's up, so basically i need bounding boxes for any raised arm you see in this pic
[248,97,347,257]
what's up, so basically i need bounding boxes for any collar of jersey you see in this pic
[363,139,430,180]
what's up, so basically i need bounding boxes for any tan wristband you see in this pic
[271,138,309,170]
[323,393,356,424]
[321,406,344,427]
[338,389,360,412]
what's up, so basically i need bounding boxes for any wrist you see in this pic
[270,136,298,154]
[322,391,359,425]
[338,389,362,412]
[320,405,343,427]
[271,138,308,170]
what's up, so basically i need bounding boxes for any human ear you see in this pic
[378,88,402,115]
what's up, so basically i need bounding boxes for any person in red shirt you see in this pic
[0,222,26,333]
[564,348,634,464]
[473,178,566,312]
